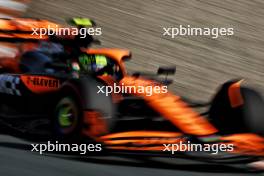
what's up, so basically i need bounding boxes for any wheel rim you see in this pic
[55,97,79,135]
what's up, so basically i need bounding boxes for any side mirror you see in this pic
[157,66,176,75]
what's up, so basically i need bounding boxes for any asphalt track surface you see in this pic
[0,135,263,176]
[1,0,264,176]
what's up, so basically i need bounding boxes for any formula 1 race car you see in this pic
[0,18,263,171]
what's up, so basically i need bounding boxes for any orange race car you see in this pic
[0,17,263,171]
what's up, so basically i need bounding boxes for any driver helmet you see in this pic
[78,54,108,73]
[67,17,95,27]
[67,17,96,48]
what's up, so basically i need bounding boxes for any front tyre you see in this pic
[209,80,264,136]
[52,77,116,142]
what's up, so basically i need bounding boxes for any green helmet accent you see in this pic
[95,55,107,67]
[69,17,94,27]
[58,107,72,127]
[79,54,91,66]
[79,54,91,72]
[78,54,108,72]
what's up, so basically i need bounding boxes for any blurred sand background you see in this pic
[25,0,264,101]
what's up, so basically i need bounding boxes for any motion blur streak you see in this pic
[0,0,30,57]
[221,133,264,156]
[100,131,183,140]
[120,76,218,136]
[105,146,166,151]
[0,0,29,18]
[103,138,186,145]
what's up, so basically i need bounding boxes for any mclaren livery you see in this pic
[0,18,263,170]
